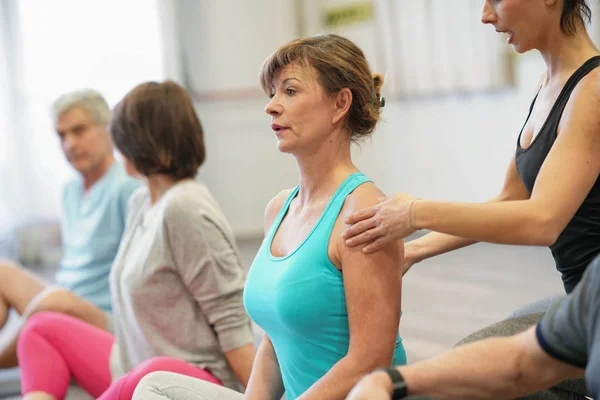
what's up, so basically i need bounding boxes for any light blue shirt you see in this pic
[57,162,141,312]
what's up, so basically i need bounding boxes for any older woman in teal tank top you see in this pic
[132,34,406,400]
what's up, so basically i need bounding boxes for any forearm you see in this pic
[399,337,524,399]
[406,194,511,264]
[224,343,256,387]
[299,356,384,400]
[412,199,556,246]
[408,232,477,263]
[244,337,285,400]
[397,336,576,399]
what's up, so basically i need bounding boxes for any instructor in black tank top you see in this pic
[343,0,600,296]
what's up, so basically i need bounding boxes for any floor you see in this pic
[0,235,565,398]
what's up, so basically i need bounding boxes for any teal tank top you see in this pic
[243,172,407,399]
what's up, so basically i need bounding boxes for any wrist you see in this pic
[409,199,422,230]
[376,367,408,399]
[370,370,394,395]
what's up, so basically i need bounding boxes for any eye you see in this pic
[286,88,297,96]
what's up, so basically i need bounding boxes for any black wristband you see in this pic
[381,366,408,399]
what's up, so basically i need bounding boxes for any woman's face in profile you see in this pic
[264,62,339,155]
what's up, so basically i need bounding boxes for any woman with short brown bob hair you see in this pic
[133,34,406,400]
[111,80,206,180]
[17,81,256,400]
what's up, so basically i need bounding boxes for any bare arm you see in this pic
[345,72,600,252]
[244,336,285,400]
[224,344,256,387]
[404,154,530,273]
[416,75,600,245]
[409,327,581,399]
[244,190,292,399]
[348,327,584,400]
[299,184,402,399]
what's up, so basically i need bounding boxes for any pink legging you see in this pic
[17,312,222,400]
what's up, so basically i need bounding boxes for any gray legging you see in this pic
[133,371,244,400]
[132,371,438,399]
[456,295,588,400]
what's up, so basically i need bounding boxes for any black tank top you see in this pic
[515,55,600,293]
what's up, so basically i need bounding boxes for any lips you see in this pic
[271,124,289,136]
[496,30,514,44]
[271,124,287,132]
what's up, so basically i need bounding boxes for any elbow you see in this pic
[529,212,563,246]
[501,338,534,395]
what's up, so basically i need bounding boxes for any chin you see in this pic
[70,161,85,172]
[512,42,531,54]
[72,160,94,175]
[275,139,295,154]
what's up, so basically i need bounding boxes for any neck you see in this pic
[294,130,358,207]
[538,27,599,81]
[146,174,184,205]
[81,154,115,191]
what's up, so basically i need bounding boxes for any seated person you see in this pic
[0,89,140,368]
[16,80,256,400]
[347,254,600,400]
[132,33,406,400]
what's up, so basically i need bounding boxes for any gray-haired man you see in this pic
[0,89,140,368]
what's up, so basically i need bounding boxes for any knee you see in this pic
[134,371,172,397]
[18,311,62,350]
[21,311,65,333]
[28,289,77,317]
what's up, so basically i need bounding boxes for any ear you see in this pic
[331,88,352,125]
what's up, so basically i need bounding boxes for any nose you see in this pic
[481,1,496,25]
[62,133,76,154]
[264,94,282,117]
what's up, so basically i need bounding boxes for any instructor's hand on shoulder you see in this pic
[343,193,417,254]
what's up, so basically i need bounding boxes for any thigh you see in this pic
[0,260,48,314]
[455,313,545,346]
[516,387,588,400]
[507,295,566,319]
[18,312,114,398]
[133,371,244,400]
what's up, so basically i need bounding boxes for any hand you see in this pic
[346,371,393,400]
[343,193,418,254]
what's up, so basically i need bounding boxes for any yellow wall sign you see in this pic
[324,2,374,28]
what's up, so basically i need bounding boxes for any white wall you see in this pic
[1,0,166,229]
[2,1,598,243]
[179,0,577,237]
[193,57,547,237]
